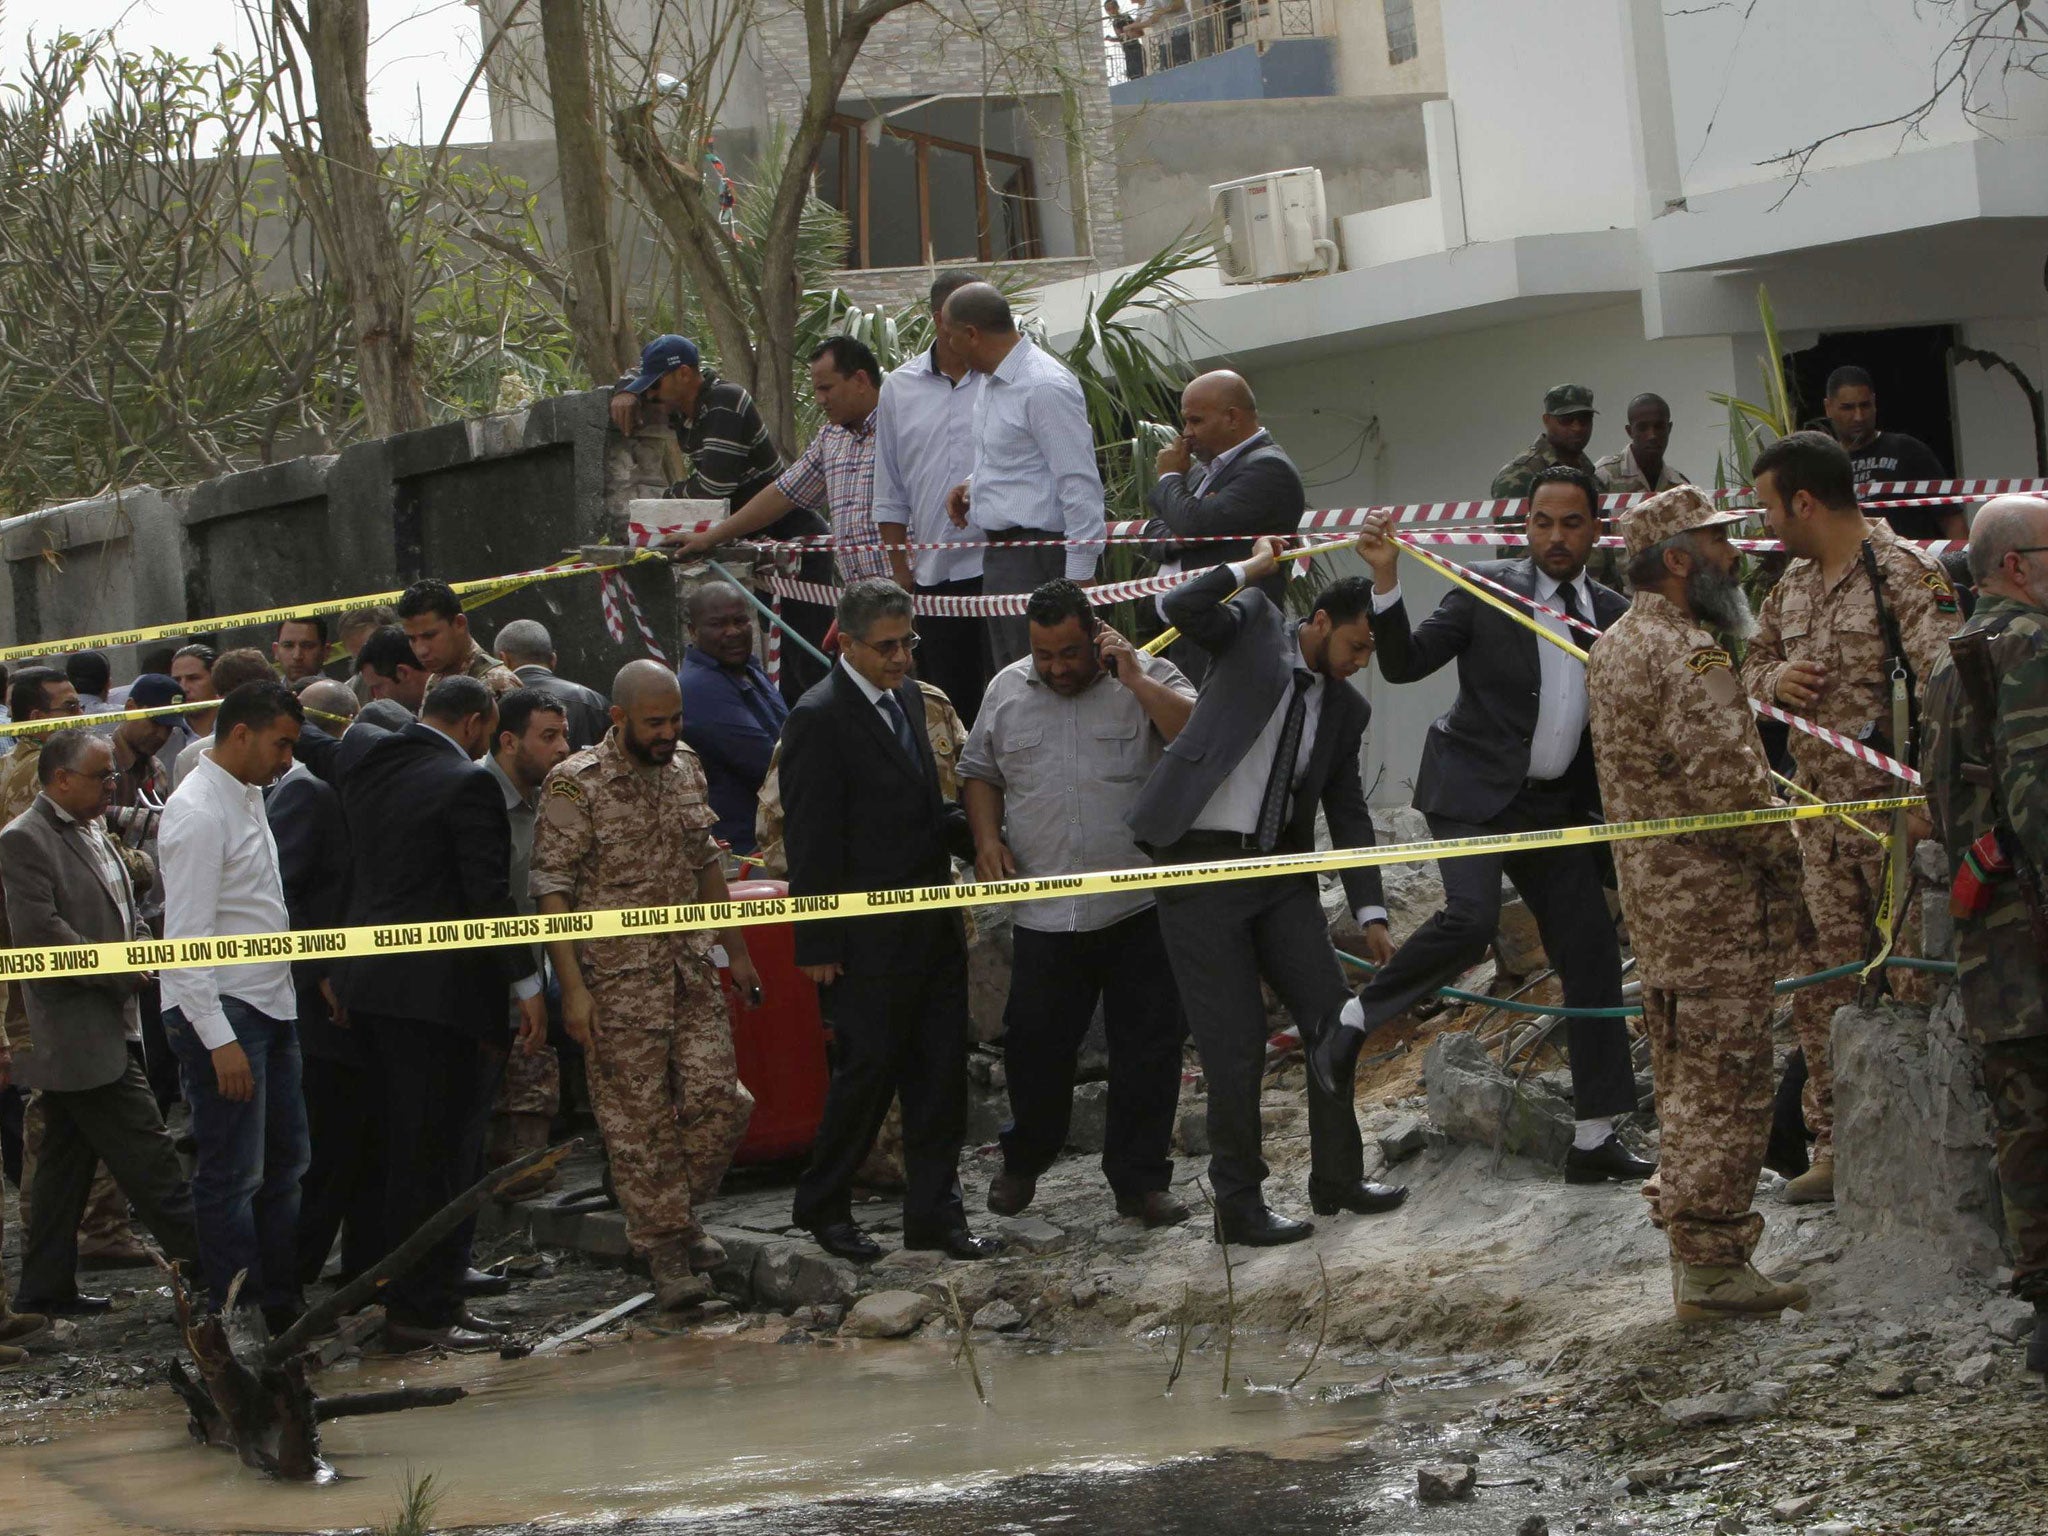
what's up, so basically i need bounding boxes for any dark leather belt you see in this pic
[1160,829,1265,853]
[1522,775,1567,792]
[983,526,1050,544]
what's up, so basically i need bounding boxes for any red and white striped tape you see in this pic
[1392,535,1922,786]
[760,569,1192,618]
[597,569,670,665]
[765,594,782,688]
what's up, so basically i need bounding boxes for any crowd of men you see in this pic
[0,292,2042,1385]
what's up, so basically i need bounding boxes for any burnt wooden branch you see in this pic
[313,1385,469,1421]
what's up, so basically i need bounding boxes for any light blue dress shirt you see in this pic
[965,337,1106,582]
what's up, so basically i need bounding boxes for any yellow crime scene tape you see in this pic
[0,551,665,664]
[0,702,354,737]
[0,795,1920,981]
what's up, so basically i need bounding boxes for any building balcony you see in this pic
[1106,0,1336,105]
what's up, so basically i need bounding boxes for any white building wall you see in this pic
[1664,0,2048,201]
[1952,316,2048,478]
[1436,0,1637,242]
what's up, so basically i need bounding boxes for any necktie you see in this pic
[880,690,921,764]
[1254,669,1315,853]
[1556,579,1589,634]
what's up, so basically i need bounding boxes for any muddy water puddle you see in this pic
[0,1331,1555,1534]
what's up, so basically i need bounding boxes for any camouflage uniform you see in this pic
[1593,449,1688,496]
[528,728,753,1267]
[0,737,139,1254]
[1922,593,2048,1303]
[1490,435,1598,500]
[441,639,521,698]
[1589,567,1803,1266]
[1740,519,1961,1159]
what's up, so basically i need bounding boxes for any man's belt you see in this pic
[983,526,1054,544]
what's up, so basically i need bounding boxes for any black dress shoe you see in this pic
[456,1309,511,1335]
[986,1172,1036,1217]
[1564,1136,1658,1184]
[455,1266,512,1297]
[904,1229,1002,1261]
[1308,1016,1365,1100]
[809,1223,883,1264]
[16,1293,112,1317]
[1212,1206,1314,1247]
[383,1320,503,1354]
[1308,1179,1409,1216]
[1114,1190,1192,1228]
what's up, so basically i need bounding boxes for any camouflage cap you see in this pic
[1616,485,1750,560]
[1543,383,1597,417]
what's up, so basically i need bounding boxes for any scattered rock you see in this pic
[1953,1352,1998,1388]
[812,1304,845,1330]
[1773,1493,1824,1522]
[972,1299,1025,1333]
[1658,1382,1788,1427]
[1517,1518,1549,1536]
[842,1291,932,1339]
[1804,1525,1860,1536]
[1174,1102,1209,1158]
[997,1216,1068,1254]
[1416,1463,1477,1503]
[1715,1518,1748,1536]
[1377,1115,1427,1164]
[1442,1448,1480,1466]
[1065,1082,1108,1154]
[1423,1031,1573,1166]
[1069,1280,1097,1309]
[751,1241,861,1311]
[1866,1364,1915,1399]
[1984,1296,2036,1342]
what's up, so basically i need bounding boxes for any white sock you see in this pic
[1573,1117,1614,1151]
[1339,996,1365,1032]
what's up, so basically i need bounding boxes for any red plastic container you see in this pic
[719,879,830,1165]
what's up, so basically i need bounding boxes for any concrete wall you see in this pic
[1335,0,1447,100]
[1108,37,1336,105]
[1111,95,1432,259]
[0,392,676,691]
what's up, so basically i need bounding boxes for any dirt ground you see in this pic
[3,1005,2041,1535]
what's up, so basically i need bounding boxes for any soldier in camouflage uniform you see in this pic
[1921,495,2048,1372]
[0,668,148,1265]
[1588,486,1811,1320]
[530,661,758,1310]
[1489,383,1600,500]
[396,579,521,699]
[1738,431,1961,1204]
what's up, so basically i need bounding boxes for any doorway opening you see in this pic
[1784,323,1958,471]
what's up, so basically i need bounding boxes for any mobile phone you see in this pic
[1095,616,1119,676]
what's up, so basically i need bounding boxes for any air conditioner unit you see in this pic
[1209,168,1339,284]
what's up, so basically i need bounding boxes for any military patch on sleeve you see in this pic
[1923,569,1960,613]
[547,776,586,805]
[1684,647,1733,676]
[1687,646,1740,705]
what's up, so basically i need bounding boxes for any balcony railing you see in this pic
[1103,0,1326,87]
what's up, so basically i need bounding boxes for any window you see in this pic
[1384,0,1418,65]
[814,114,1043,270]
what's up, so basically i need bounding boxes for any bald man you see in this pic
[297,678,360,726]
[1923,495,2048,1372]
[1141,370,1307,680]
[529,660,760,1311]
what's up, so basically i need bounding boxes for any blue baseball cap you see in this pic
[622,334,702,395]
[125,673,184,710]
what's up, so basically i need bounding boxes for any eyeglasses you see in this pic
[851,632,921,659]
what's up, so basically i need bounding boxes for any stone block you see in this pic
[1423,1031,1572,1166]
[1376,1115,1426,1164]
[1658,1382,1787,1426]
[1066,1081,1109,1154]
[1175,1100,1209,1158]
[1416,1463,1476,1502]
[1834,994,2004,1277]
[842,1291,931,1339]
[997,1216,1068,1254]
[972,1298,1025,1332]
[751,1239,862,1310]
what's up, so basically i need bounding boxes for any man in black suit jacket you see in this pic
[266,757,384,1289]
[1128,539,1408,1244]
[1317,466,1650,1184]
[1141,371,1306,681]
[334,676,544,1350]
[782,579,996,1266]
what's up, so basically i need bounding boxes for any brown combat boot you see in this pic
[1673,1263,1810,1323]
[1782,1157,1834,1205]
[0,1344,26,1372]
[648,1243,714,1312]
[0,1308,49,1345]
[684,1226,728,1273]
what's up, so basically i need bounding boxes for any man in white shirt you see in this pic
[872,270,990,725]
[158,680,311,1328]
[1324,466,1650,1185]
[939,282,1106,670]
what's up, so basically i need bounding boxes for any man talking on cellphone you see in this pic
[959,580,1198,1228]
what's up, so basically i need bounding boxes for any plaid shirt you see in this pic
[774,410,892,582]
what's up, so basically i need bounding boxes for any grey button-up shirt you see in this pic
[959,652,1195,933]
[871,347,986,588]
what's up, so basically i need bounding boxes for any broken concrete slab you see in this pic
[751,1240,863,1311]
[1377,1115,1427,1164]
[1416,1462,1477,1502]
[1423,1031,1572,1167]
[997,1216,1069,1254]
[1658,1382,1787,1427]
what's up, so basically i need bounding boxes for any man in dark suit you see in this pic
[335,677,544,1351]
[1142,371,1306,682]
[1316,465,1650,1183]
[492,618,612,749]
[3,729,199,1313]
[782,578,998,1265]
[267,747,383,1290]
[1129,539,1408,1245]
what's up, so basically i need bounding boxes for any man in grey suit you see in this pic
[2,730,198,1313]
[1129,538,1408,1246]
[1142,372,1307,682]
